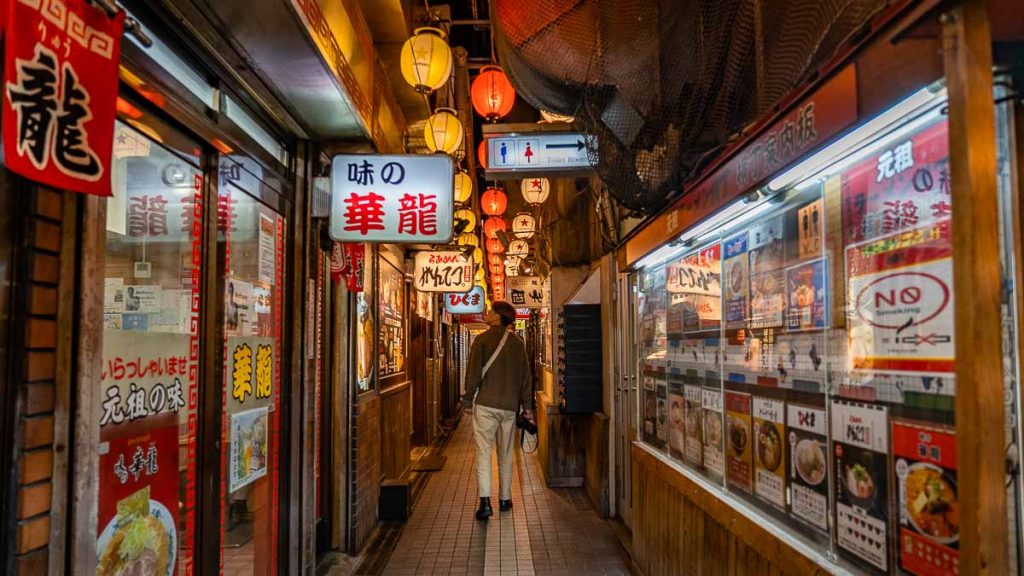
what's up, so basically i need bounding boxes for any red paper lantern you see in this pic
[489,262,504,275]
[486,238,505,253]
[492,285,505,299]
[478,140,488,170]
[471,65,516,122]
[484,217,507,239]
[488,253,504,267]
[481,187,507,216]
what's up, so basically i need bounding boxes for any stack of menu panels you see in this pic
[558,304,603,413]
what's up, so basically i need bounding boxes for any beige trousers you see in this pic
[473,403,517,500]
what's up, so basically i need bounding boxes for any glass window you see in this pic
[97,121,203,575]
[222,95,289,167]
[634,87,965,573]
[218,162,285,575]
[123,10,217,108]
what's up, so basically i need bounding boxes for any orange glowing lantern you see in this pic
[478,140,488,170]
[471,65,516,122]
[481,187,507,216]
[488,253,504,267]
[483,217,507,239]
[486,238,505,253]
[489,262,504,275]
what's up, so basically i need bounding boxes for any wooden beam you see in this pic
[943,1,1008,573]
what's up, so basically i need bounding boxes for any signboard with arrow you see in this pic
[483,131,596,176]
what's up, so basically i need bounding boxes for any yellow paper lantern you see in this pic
[473,247,483,265]
[476,266,485,281]
[454,170,473,204]
[400,28,453,94]
[458,232,479,247]
[424,108,464,154]
[454,208,476,232]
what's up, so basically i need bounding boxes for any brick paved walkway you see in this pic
[382,417,631,575]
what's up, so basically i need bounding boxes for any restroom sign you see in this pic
[484,132,595,175]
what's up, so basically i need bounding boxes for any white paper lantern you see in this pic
[512,212,536,239]
[521,178,550,205]
[508,239,529,258]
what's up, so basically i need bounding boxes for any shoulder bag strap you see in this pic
[481,331,510,378]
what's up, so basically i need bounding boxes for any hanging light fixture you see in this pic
[486,237,505,254]
[508,239,529,259]
[483,216,507,239]
[400,28,453,94]
[458,232,479,247]
[454,208,476,232]
[481,186,507,216]
[424,108,464,154]
[471,65,516,122]
[512,212,536,239]
[454,170,473,204]
[521,178,550,205]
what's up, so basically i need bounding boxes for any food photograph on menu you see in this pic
[726,391,753,494]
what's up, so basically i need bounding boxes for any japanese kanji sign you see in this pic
[414,250,474,293]
[330,154,454,243]
[504,276,545,309]
[444,285,485,314]
[3,0,125,196]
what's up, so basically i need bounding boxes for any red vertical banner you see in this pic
[344,243,365,293]
[330,242,344,284]
[3,0,124,196]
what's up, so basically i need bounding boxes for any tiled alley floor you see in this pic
[381,417,631,575]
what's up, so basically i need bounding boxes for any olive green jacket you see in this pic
[462,325,533,412]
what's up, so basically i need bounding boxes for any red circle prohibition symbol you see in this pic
[855,271,950,330]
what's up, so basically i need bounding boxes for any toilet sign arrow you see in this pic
[545,140,586,151]
[485,132,595,176]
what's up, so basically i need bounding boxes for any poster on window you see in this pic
[753,397,786,511]
[227,336,276,411]
[669,245,722,332]
[786,259,827,331]
[124,285,161,314]
[356,291,374,391]
[97,413,179,576]
[787,404,829,535]
[683,384,704,466]
[846,221,954,377]
[833,400,890,573]
[655,383,669,446]
[667,383,684,460]
[226,280,253,336]
[229,407,269,492]
[702,387,724,479]
[773,334,825,393]
[3,0,125,197]
[378,258,405,377]
[798,199,824,260]
[842,119,950,245]
[723,233,749,328]
[725,391,753,493]
[258,214,277,285]
[100,331,191,428]
[893,420,958,576]
[748,215,785,328]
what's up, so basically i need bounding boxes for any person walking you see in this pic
[463,301,534,520]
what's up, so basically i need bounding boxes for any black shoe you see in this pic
[475,498,493,520]
[499,499,513,512]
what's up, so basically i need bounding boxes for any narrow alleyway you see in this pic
[380,417,631,575]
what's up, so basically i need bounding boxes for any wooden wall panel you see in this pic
[631,444,831,576]
[351,392,380,551]
[584,412,609,516]
[536,391,587,487]
[380,382,412,479]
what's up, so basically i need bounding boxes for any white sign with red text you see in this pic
[413,250,474,293]
[330,154,454,243]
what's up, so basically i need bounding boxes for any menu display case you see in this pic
[633,84,1022,574]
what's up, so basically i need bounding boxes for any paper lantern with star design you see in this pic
[507,239,529,258]
[400,28,453,94]
[521,178,550,205]
[512,212,535,239]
